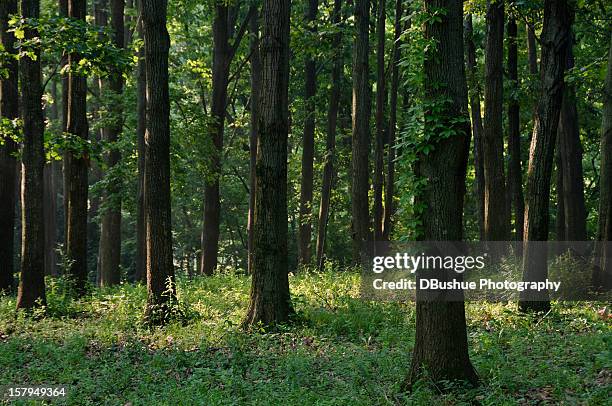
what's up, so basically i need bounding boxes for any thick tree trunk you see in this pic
[134,2,146,283]
[98,0,125,286]
[483,0,509,241]
[244,0,293,326]
[406,0,478,388]
[507,17,524,241]
[315,0,342,271]
[297,0,318,266]
[65,0,90,295]
[464,15,485,241]
[527,24,538,75]
[142,0,176,323]
[0,0,19,292]
[351,0,371,262]
[16,0,46,309]
[519,0,573,313]
[373,0,385,242]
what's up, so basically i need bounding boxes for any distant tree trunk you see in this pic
[60,0,68,244]
[405,0,478,388]
[483,0,509,241]
[383,0,402,241]
[555,144,565,240]
[142,0,176,323]
[244,0,293,326]
[98,0,125,286]
[297,0,318,266]
[527,24,538,75]
[519,0,572,313]
[65,0,90,295]
[248,12,261,275]
[351,0,371,262]
[44,78,59,276]
[507,17,524,241]
[316,0,342,271]
[557,40,587,241]
[373,0,385,242]
[464,14,485,241]
[0,0,19,292]
[134,0,146,283]
[16,0,46,309]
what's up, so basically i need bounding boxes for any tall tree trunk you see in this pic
[373,0,385,242]
[351,0,371,262]
[297,0,318,266]
[519,0,573,313]
[134,0,146,283]
[405,0,478,388]
[141,0,176,323]
[555,144,565,240]
[65,0,90,295]
[99,0,125,286]
[244,0,293,326]
[16,0,46,309]
[557,40,587,241]
[383,0,402,241]
[527,24,538,75]
[464,14,485,241]
[248,11,261,275]
[44,78,60,276]
[316,0,342,271]
[0,0,19,292]
[483,0,509,241]
[507,17,524,241]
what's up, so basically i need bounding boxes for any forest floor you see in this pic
[0,271,610,405]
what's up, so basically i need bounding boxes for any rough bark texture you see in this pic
[316,0,342,271]
[520,0,572,313]
[16,0,46,309]
[134,1,146,283]
[297,0,318,266]
[373,0,386,243]
[0,0,19,292]
[483,0,509,241]
[507,17,524,241]
[99,0,125,286]
[65,0,90,295]
[351,0,371,262]
[142,0,176,322]
[405,0,478,389]
[244,0,293,326]
[464,15,485,241]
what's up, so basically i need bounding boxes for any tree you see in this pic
[351,0,371,262]
[65,0,90,295]
[527,24,538,75]
[0,0,19,293]
[297,0,318,266]
[483,0,509,241]
[244,0,293,326]
[98,0,125,286]
[520,0,573,313]
[16,0,46,309]
[405,0,478,388]
[134,0,146,283]
[373,0,385,242]
[141,0,176,322]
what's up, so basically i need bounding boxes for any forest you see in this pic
[0,0,611,404]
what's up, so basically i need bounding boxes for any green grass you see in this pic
[0,271,610,405]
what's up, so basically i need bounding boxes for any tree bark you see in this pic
[406,0,478,388]
[483,0,509,241]
[98,0,125,286]
[351,0,371,262]
[134,0,146,283]
[44,78,59,276]
[527,24,538,75]
[0,0,19,292]
[244,0,293,326]
[141,0,176,323]
[315,0,342,271]
[519,0,573,313]
[373,0,385,243]
[507,17,524,241]
[16,0,46,309]
[248,11,261,275]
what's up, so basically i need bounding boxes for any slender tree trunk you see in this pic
[134,0,146,283]
[248,12,261,275]
[464,15,485,241]
[244,0,293,326]
[99,0,125,286]
[16,0,46,309]
[527,24,538,75]
[507,17,524,241]
[373,0,385,242]
[142,0,176,323]
[483,0,509,241]
[405,0,478,388]
[316,0,342,271]
[351,0,371,262]
[555,144,565,240]
[0,0,19,292]
[383,0,402,241]
[44,78,60,276]
[520,0,573,313]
